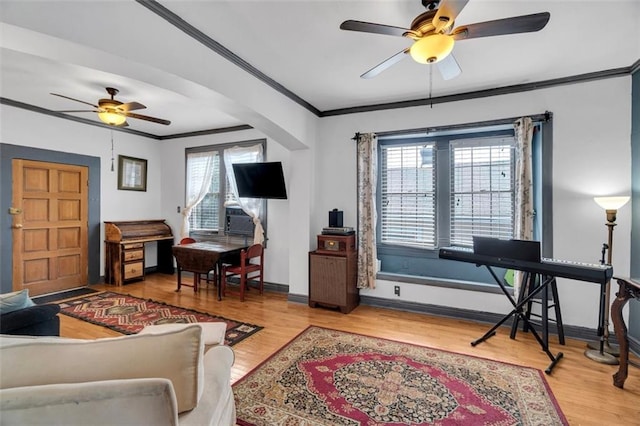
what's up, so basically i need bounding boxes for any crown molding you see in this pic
[321,67,632,117]
[0,98,160,139]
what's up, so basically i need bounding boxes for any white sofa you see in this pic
[0,324,236,425]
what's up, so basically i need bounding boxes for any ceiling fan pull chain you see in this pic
[110,130,115,172]
[429,65,433,109]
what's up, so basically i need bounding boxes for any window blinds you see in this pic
[380,143,436,249]
[450,137,515,247]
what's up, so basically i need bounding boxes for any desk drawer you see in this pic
[124,262,144,280]
[123,243,144,250]
[124,249,144,262]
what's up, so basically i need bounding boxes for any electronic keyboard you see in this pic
[439,247,612,284]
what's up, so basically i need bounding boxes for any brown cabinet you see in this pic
[122,243,145,281]
[105,241,146,285]
[309,234,359,314]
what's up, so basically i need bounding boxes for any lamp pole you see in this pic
[584,196,630,364]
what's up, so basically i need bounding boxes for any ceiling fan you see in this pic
[51,87,171,127]
[340,0,550,80]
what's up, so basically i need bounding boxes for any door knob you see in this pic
[12,224,23,229]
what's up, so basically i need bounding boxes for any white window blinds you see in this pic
[450,137,515,247]
[380,143,436,249]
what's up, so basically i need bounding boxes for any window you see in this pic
[380,132,515,251]
[449,138,515,246]
[185,139,265,238]
[380,143,436,248]
[376,119,550,287]
[187,151,221,232]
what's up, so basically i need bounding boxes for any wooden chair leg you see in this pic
[240,274,246,302]
[221,270,227,296]
[176,267,183,292]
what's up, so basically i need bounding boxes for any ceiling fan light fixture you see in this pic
[409,34,454,64]
[98,110,127,126]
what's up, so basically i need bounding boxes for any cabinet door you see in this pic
[310,254,347,306]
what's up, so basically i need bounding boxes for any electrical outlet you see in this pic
[177,206,181,213]
[394,285,400,296]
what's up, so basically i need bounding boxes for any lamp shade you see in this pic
[409,34,455,64]
[98,110,126,126]
[593,196,630,211]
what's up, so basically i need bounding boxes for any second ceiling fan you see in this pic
[340,0,550,80]
[51,87,171,127]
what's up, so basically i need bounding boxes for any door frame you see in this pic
[0,143,101,293]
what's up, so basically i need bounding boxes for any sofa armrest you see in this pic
[0,304,61,335]
[179,345,236,426]
[0,378,179,426]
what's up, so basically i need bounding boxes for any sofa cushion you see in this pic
[0,378,179,426]
[0,304,60,335]
[139,322,226,350]
[0,289,35,315]
[0,325,204,413]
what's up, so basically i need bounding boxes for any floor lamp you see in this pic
[584,196,630,364]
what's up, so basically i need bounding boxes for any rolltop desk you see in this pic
[104,220,174,285]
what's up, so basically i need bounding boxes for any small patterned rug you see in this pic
[234,326,568,425]
[59,291,262,346]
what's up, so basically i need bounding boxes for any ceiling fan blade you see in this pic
[118,101,146,112]
[452,12,550,40]
[436,53,462,80]
[361,49,410,79]
[340,20,410,37]
[50,93,99,109]
[57,110,98,113]
[124,111,171,125]
[433,0,470,31]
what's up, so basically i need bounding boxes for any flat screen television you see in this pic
[232,162,287,199]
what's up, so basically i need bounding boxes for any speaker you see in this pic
[329,209,343,227]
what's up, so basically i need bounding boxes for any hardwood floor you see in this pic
[60,274,640,425]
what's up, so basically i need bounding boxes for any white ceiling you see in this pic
[1,0,639,138]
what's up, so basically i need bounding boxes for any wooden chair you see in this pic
[221,244,264,302]
[177,238,216,292]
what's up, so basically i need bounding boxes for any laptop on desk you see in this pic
[472,236,541,263]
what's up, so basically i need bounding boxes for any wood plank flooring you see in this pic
[60,274,640,425]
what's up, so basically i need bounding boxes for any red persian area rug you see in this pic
[58,291,262,346]
[234,326,568,426]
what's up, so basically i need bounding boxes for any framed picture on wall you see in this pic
[118,155,147,191]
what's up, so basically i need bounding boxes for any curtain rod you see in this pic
[353,111,552,140]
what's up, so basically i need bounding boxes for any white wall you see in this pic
[315,77,633,329]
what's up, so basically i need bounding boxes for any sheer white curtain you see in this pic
[513,117,535,298]
[356,133,378,289]
[181,152,215,239]
[224,144,265,244]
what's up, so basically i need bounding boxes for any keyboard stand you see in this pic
[470,265,564,374]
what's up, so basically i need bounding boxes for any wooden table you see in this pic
[172,241,246,300]
[611,276,640,388]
